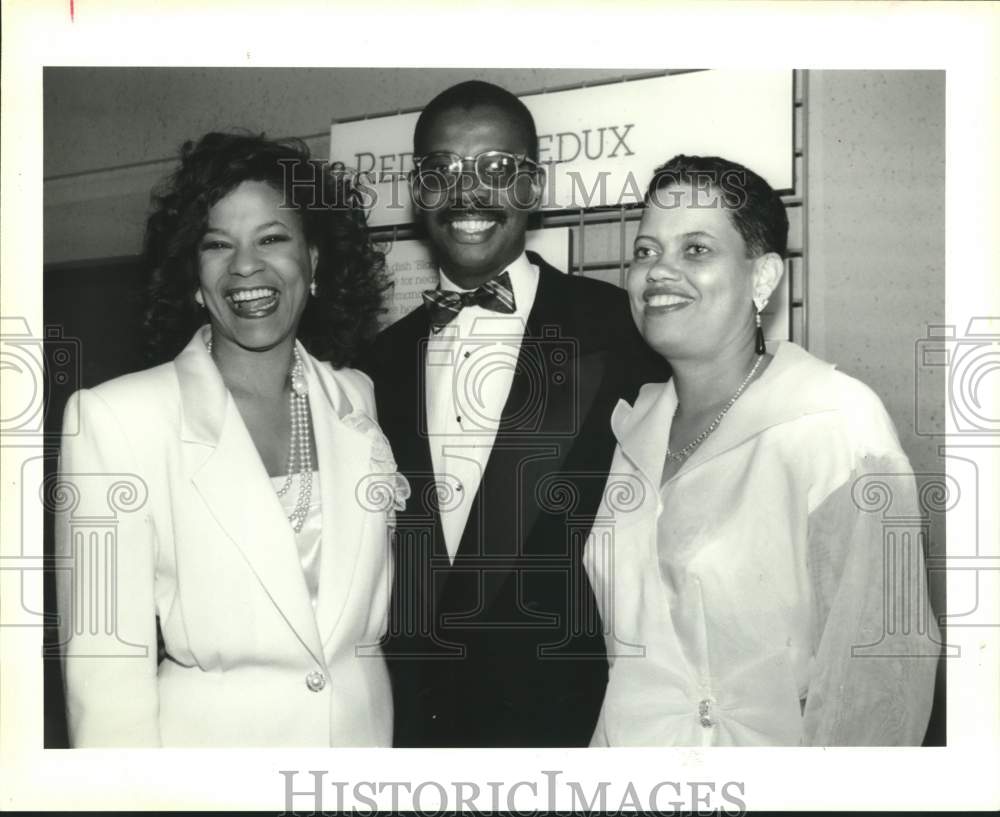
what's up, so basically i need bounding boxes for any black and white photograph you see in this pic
[2,1,998,813]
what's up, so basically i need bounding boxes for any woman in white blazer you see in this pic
[55,132,406,747]
[585,155,940,746]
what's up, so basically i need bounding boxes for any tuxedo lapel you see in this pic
[455,263,608,612]
[387,310,442,525]
[176,330,325,667]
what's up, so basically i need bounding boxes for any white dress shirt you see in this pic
[425,252,540,561]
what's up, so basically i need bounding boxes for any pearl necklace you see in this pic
[207,335,313,532]
[665,353,764,464]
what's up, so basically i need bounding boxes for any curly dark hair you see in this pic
[645,154,788,259]
[142,131,388,367]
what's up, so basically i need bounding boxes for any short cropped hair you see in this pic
[142,131,387,366]
[414,80,538,160]
[645,154,789,259]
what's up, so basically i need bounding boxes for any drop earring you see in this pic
[310,278,318,297]
[753,300,767,355]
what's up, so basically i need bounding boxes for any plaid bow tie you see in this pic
[422,270,516,332]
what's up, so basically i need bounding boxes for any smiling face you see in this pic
[627,182,780,362]
[412,103,540,289]
[197,180,318,354]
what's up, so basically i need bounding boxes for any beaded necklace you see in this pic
[665,353,764,464]
[207,335,313,532]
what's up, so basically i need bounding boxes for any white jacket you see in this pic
[56,327,402,747]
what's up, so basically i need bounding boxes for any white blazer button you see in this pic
[305,670,326,692]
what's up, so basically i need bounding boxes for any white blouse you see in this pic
[584,342,940,746]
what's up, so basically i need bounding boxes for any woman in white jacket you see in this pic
[585,155,940,746]
[55,132,406,747]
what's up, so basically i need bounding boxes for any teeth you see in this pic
[228,288,277,303]
[451,219,495,234]
[646,293,692,307]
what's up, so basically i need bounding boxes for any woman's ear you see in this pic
[194,288,205,307]
[751,253,784,311]
[309,244,319,276]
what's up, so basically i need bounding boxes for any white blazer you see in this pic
[55,328,403,747]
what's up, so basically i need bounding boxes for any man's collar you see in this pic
[438,251,534,293]
[437,252,538,320]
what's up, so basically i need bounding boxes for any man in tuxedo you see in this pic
[359,80,668,747]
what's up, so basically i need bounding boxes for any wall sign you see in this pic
[331,70,794,227]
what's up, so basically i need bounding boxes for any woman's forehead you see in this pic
[640,184,742,240]
[206,180,302,229]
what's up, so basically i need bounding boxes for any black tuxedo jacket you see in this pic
[358,251,669,747]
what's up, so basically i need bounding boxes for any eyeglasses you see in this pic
[412,150,541,193]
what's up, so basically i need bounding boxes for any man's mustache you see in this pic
[435,206,508,224]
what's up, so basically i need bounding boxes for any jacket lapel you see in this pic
[176,329,324,667]
[306,356,378,655]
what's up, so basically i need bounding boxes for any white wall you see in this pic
[805,70,945,485]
